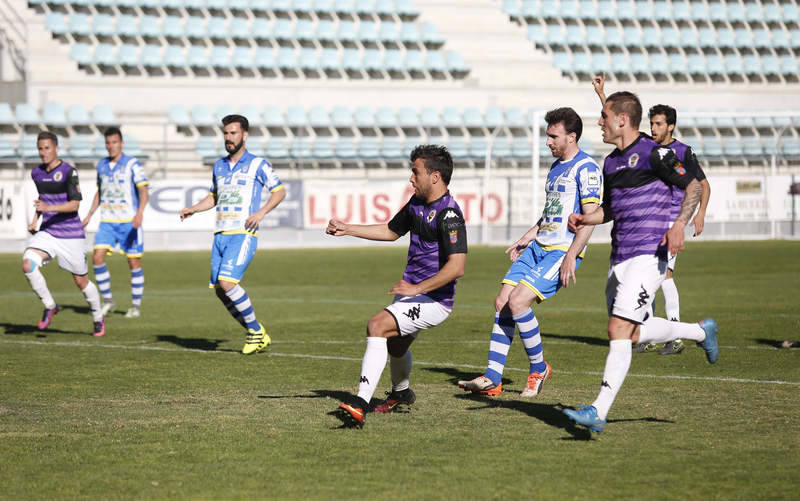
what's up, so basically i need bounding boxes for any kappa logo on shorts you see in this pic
[634,285,650,310]
[360,376,369,384]
[601,380,612,389]
[403,305,421,321]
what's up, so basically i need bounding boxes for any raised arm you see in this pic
[592,72,607,106]
[326,219,401,241]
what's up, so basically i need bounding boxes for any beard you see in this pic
[225,140,243,155]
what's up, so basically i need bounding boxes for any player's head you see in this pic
[104,126,124,161]
[648,104,677,145]
[544,107,582,159]
[221,114,249,156]
[36,131,59,165]
[600,91,642,144]
[409,145,453,200]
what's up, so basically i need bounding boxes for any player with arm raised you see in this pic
[562,92,719,434]
[328,144,467,428]
[457,107,602,398]
[22,131,106,336]
[81,127,149,318]
[180,114,286,355]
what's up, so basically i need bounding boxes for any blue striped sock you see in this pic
[515,308,546,374]
[93,264,113,301]
[484,313,515,385]
[224,285,260,331]
[130,267,144,307]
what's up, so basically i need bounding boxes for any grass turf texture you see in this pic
[1,241,799,500]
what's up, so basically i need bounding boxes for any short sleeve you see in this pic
[132,159,149,186]
[649,147,695,190]
[684,146,706,182]
[577,161,603,205]
[388,200,412,236]
[67,167,83,202]
[437,206,467,256]
[258,159,283,192]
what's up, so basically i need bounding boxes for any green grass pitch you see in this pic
[1,240,799,500]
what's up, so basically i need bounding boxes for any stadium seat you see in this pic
[447,137,469,159]
[117,44,139,69]
[571,50,591,74]
[140,44,163,69]
[298,48,320,71]
[395,0,420,18]
[277,47,298,71]
[745,2,763,22]
[375,107,398,129]
[708,1,726,22]
[379,22,398,44]
[70,43,92,66]
[419,107,440,130]
[781,136,800,157]
[214,105,235,123]
[446,52,469,74]
[761,54,780,75]
[362,48,383,72]
[425,50,447,73]
[184,16,206,39]
[511,136,532,158]
[320,47,341,72]
[671,0,691,21]
[527,23,546,45]
[791,29,800,49]
[311,137,335,159]
[702,135,723,157]
[381,137,405,161]
[93,43,117,68]
[634,0,654,19]
[717,27,735,49]
[726,2,746,22]
[254,47,276,69]
[42,103,67,127]
[420,22,443,46]
[660,25,679,48]
[698,27,716,48]
[610,52,629,75]
[337,20,358,44]
[623,25,642,46]
[342,48,362,72]
[207,17,228,40]
[679,27,699,48]
[630,52,648,74]
[359,21,379,45]
[743,54,762,75]
[676,53,693,74]
[164,45,187,68]
[192,105,216,127]
[552,50,570,72]
[721,136,743,156]
[232,46,253,70]
[69,134,95,159]
[596,0,616,20]
[469,137,488,159]
[68,13,92,37]
[651,0,671,21]
[316,20,337,43]
[771,28,789,50]
[585,24,604,47]
[783,2,800,23]
[354,107,376,130]
[604,25,623,47]
[690,1,709,21]
[66,104,91,126]
[641,25,660,47]
[706,53,725,76]
[578,0,598,18]
[358,136,381,160]
[19,134,40,159]
[195,136,219,160]
[780,55,799,75]
[92,13,115,38]
[734,27,753,49]
[590,50,610,74]
[384,49,404,73]
[546,23,565,46]
[648,52,668,73]
[404,49,425,73]
[296,19,315,42]
[15,104,40,125]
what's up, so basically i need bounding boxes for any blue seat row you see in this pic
[0,102,117,127]
[0,133,143,159]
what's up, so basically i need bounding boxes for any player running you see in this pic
[22,131,106,336]
[328,144,467,428]
[180,114,285,354]
[562,91,719,434]
[457,107,602,398]
[82,127,150,318]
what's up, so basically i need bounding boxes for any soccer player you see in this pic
[457,107,602,398]
[328,145,467,428]
[22,131,105,337]
[593,73,712,355]
[179,114,285,354]
[81,127,149,318]
[562,91,719,433]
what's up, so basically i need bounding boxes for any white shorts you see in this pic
[605,254,667,324]
[384,294,452,337]
[26,231,88,276]
[667,252,677,272]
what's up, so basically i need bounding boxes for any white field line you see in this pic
[2,338,799,386]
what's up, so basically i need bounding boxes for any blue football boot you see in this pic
[697,318,719,364]
[563,405,606,433]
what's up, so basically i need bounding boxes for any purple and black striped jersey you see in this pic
[388,191,467,309]
[603,133,698,264]
[31,161,84,239]
[664,139,706,221]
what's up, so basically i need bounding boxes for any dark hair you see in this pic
[222,114,249,132]
[410,144,454,185]
[544,107,583,141]
[104,126,123,141]
[648,104,677,126]
[37,131,58,146]
[606,91,643,128]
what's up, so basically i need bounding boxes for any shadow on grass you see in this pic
[422,366,514,387]
[753,338,785,349]
[155,334,236,352]
[1,322,82,337]
[258,390,362,429]
[542,332,609,347]
[60,304,92,315]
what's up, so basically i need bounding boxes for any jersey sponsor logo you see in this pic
[634,285,650,310]
[539,221,559,232]
[426,209,436,223]
[543,193,563,217]
[403,304,421,321]
[449,230,458,244]
[587,173,601,187]
[628,153,639,168]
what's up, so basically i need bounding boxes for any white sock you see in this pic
[390,350,413,392]
[592,339,632,420]
[661,278,680,321]
[639,317,705,344]
[356,337,388,404]
[25,267,56,309]
[82,281,103,322]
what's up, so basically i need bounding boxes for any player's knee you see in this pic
[494,295,509,313]
[507,291,530,314]
[22,250,42,274]
[366,314,391,338]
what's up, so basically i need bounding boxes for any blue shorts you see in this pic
[94,221,144,257]
[501,241,581,301]
[209,233,257,287]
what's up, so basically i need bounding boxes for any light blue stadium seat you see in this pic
[395,0,420,18]
[65,104,91,126]
[92,105,116,126]
[781,136,800,156]
[420,107,440,129]
[675,52,693,74]
[660,25,679,48]
[552,50,570,71]
[579,139,594,156]
[330,106,353,129]
[742,53,761,75]
[333,0,356,16]
[690,1,709,21]
[334,137,357,160]
[362,48,383,71]
[250,18,271,41]
[164,45,186,67]
[235,105,261,127]
[791,28,800,48]
[546,23,565,45]
[651,0,671,21]
[114,14,138,39]
[195,137,219,160]
[771,28,789,49]
[43,103,67,127]
[379,22,398,43]
[623,25,642,46]
[92,13,115,38]
[630,52,648,74]
[420,22,443,45]
[316,20,337,43]
[138,15,161,38]
[374,0,396,16]
[783,2,800,23]
[726,2,746,22]
[521,0,540,19]
[752,28,771,50]
[270,0,293,14]
[184,16,205,39]
[265,138,290,160]
[399,22,420,44]
[461,107,482,130]
[405,49,425,72]
[706,53,724,75]
[69,134,94,159]
[254,47,275,68]
[0,136,15,158]
[277,47,297,70]
[232,46,253,69]
[505,107,528,129]
[780,54,799,75]
[342,48,362,72]
[698,27,716,48]
[716,26,735,48]
[192,105,216,127]
[446,52,469,74]
[708,2,726,22]
[604,25,623,47]
[596,0,616,20]
[68,13,91,37]
[320,47,340,71]
[502,0,521,17]
[610,52,629,74]
[578,0,598,18]
[679,26,698,48]
[94,43,116,66]
[168,105,191,126]
[539,0,558,19]
[286,106,308,127]
[16,104,40,125]
[354,107,376,129]
[296,19,315,41]
[355,0,376,17]
[733,112,755,130]
[311,137,335,159]
[725,54,743,74]
[425,50,446,73]
[298,48,319,70]
[734,27,753,48]
[648,52,667,72]
[671,0,691,21]
[469,137,488,159]
[20,135,40,158]
[441,107,463,130]
[293,0,315,16]
[745,2,763,22]
[585,24,603,46]
[701,135,722,156]
[337,20,357,43]
[762,54,780,75]
[45,13,67,36]
[565,24,583,45]
[161,16,184,39]
[188,45,209,67]
[70,43,92,66]
[527,23,546,45]
[715,112,735,129]
[634,0,654,19]
[358,136,381,160]
[359,21,379,44]
[721,136,743,156]
[590,50,610,73]
[308,107,332,129]
[381,137,405,160]
[214,105,235,123]
[572,50,591,73]
[117,44,139,68]
[375,107,398,129]
[641,25,659,47]
[493,135,512,158]
[511,136,532,157]
[274,18,293,41]
[207,17,228,40]
[397,107,419,127]
[262,107,284,128]
[384,49,404,72]
[616,0,634,21]
[448,137,469,159]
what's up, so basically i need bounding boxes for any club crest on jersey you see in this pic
[673,162,686,175]
[628,153,639,168]
[54,171,63,182]
[427,209,436,223]
[449,230,458,244]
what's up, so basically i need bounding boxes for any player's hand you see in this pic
[244,213,263,231]
[691,212,705,236]
[179,207,194,221]
[27,223,37,234]
[326,218,347,236]
[568,213,585,233]
[81,216,90,228]
[560,255,578,288]
[592,72,606,95]
[504,240,527,262]
[661,222,686,256]
[33,199,48,212]
[389,279,420,297]
[132,212,144,229]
